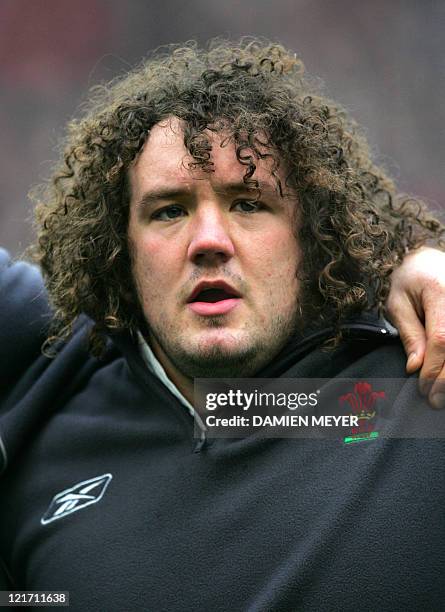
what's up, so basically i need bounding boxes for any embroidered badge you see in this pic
[339,382,385,444]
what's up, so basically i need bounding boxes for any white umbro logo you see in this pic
[41,474,112,525]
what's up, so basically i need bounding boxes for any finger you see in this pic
[386,295,425,374]
[429,370,445,409]
[418,289,445,398]
[420,348,445,398]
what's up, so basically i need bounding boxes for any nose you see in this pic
[187,205,235,266]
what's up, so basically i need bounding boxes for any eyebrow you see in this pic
[134,181,279,211]
[135,188,191,210]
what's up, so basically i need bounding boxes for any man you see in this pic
[1,40,445,610]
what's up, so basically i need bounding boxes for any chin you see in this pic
[194,330,248,353]
[176,349,259,379]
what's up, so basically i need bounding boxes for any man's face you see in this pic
[127,118,301,378]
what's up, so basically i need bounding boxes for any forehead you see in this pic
[128,117,283,195]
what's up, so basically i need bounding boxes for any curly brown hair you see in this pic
[29,38,445,356]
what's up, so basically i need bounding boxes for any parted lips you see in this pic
[188,281,241,303]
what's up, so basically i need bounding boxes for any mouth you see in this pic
[187,281,242,316]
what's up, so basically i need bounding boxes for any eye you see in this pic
[151,205,186,221]
[232,200,263,213]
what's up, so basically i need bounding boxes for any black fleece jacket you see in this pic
[0,248,444,612]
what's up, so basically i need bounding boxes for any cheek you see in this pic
[131,233,187,305]
[270,242,300,309]
[282,232,300,274]
[262,233,300,282]
[130,237,166,300]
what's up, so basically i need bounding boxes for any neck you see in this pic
[147,334,195,405]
